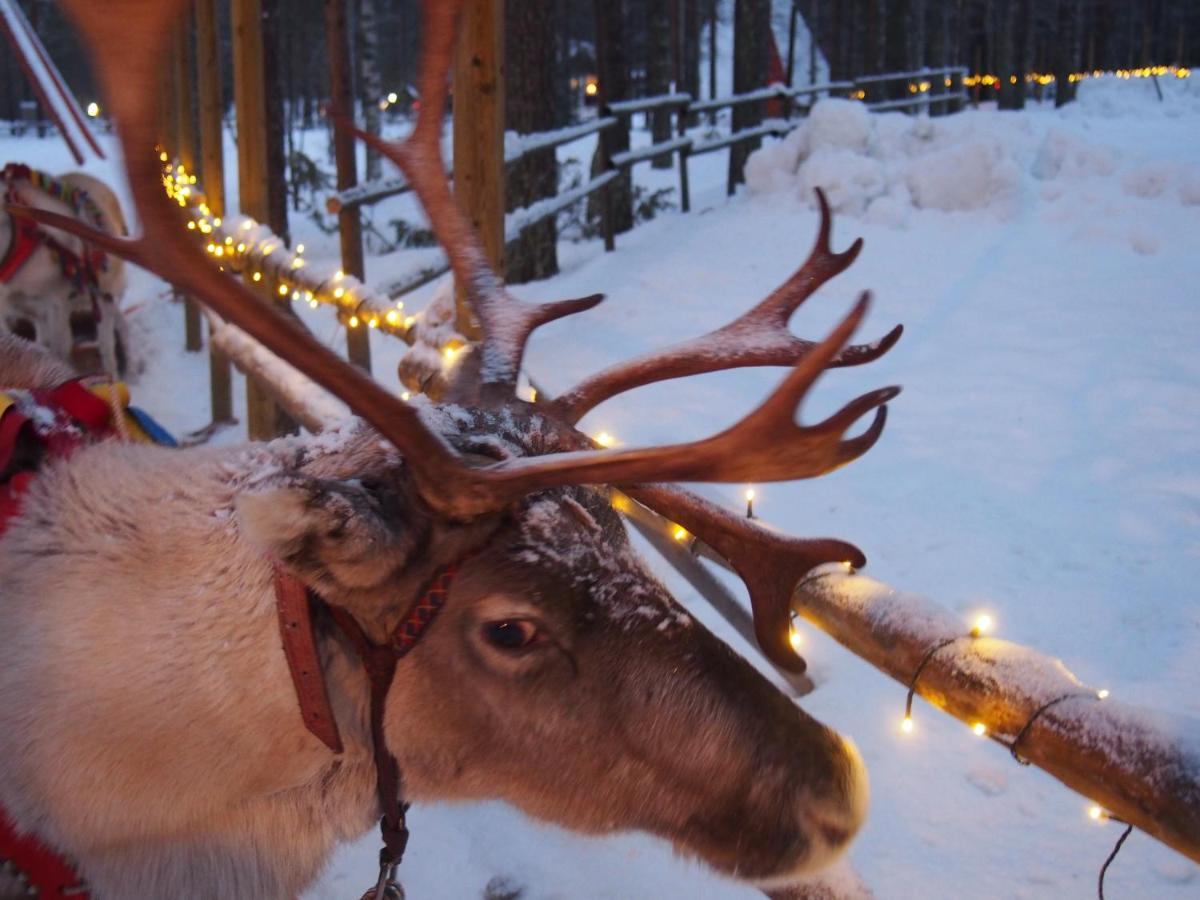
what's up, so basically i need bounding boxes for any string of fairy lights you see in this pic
[160,154,468,375]
[963,63,1191,89]
[844,64,1192,100]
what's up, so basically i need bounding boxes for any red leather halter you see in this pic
[274,562,462,896]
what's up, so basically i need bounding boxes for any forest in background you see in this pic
[3,0,1197,283]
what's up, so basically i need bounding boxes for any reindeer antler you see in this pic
[17,0,901,668]
[343,0,604,395]
[554,189,903,423]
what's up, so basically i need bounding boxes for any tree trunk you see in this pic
[591,0,634,234]
[708,0,718,101]
[506,0,560,283]
[728,0,770,192]
[682,0,701,100]
[910,0,927,71]
[997,0,1020,108]
[357,0,384,181]
[261,0,290,243]
[1053,0,1081,107]
[647,0,674,168]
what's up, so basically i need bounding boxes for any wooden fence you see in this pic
[325,66,969,279]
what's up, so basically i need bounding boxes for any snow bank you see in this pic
[746,76,1200,224]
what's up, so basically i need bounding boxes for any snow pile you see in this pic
[746,76,1200,225]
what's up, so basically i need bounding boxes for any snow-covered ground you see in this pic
[3,72,1198,898]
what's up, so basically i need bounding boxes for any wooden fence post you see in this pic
[325,0,371,372]
[232,0,289,440]
[196,0,233,424]
[452,0,504,339]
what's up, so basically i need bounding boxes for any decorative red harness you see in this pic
[0,807,88,898]
[0,164,111,309]
[0,380,124,898]
[274,562,462,897]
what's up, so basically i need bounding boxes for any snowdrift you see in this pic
[746,76,1200,227]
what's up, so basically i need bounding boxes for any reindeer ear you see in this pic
[236,475,419,590]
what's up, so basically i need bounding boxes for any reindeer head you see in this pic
[22,0,902,886]
[235,406,870,882]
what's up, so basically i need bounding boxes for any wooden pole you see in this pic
[173,20,204,353]
[196,0,233,423]
[232,0,286,440]
[325,0,371,372]
[794,569,1200,865]
[452,0,504,340]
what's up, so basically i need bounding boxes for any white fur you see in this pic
[0,438,382,898]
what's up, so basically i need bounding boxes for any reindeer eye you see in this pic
[482,620,540,651]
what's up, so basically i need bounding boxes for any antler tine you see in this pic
[624,483,863,672]
[554,187,901,424]
[477,293,899,495]
[342,0,603,395]
[15,0,502,518]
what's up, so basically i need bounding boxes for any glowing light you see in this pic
[584,80,599,97]
[972,722,987,737]
[387,91,398,104]
[788,624,803,653]
[1089,805,1109,822]
[594,431,615,448]
[277,284,289,297]
[187,221,196,230]
[400,391,411,401]
[86,102,100,118]
[745,488,756,501]
[672,525,689,542]
[970,613,993,638]
[442,344,461,363]
[252,272,263,283]
[295,243,305,254]
[900,716,915,735]
[1097,689,1110,700]
[384,310,401,327]
[348,315,360,328]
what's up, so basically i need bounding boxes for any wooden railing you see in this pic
[323,66,970,307]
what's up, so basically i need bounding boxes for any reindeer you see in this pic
[0,165,131,376]
[0,1,904,897]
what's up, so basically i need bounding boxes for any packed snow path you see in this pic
[1,75,1197,897]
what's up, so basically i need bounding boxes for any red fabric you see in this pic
[0,379,117,537]
[0,214,41,283]
[0,804,88,898]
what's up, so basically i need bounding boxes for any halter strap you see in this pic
[273,562,463,889]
